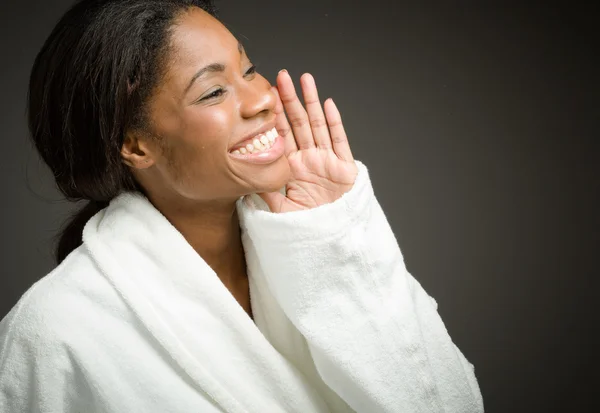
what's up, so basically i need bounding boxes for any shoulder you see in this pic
[0,247,124,409]
[0,245,126,358]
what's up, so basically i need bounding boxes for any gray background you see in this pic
[1,1,597,412]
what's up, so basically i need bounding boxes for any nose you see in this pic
[238,79,276,119]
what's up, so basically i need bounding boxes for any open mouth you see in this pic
[227,127,285,164]
[229,127,278,155]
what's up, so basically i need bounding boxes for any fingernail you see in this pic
[279,68,288,73]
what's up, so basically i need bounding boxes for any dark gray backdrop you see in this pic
[1,1,597,412]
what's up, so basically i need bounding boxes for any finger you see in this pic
[276,70,315,149]
[271,86,298,155]
[324,98,354,162]
[300,73,331,149]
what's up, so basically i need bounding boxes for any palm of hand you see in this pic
[276,149,357,212]
[259,70,358,213]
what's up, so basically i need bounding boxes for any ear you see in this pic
[121,131,158,169]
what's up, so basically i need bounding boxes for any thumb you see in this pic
[257,190,285,213]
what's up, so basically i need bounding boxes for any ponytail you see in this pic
[55,200,108,264]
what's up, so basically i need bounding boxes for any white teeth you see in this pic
[267,128,277,142]
[231,128,279,155]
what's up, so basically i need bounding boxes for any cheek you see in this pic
[168,106,233,165]
[184,105,233,150]
[164,106,237,192]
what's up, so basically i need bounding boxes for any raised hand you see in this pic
[259,70,359,213]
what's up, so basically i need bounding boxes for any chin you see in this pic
[248,157,291,194]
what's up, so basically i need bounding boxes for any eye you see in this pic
[245,64,257,76]
[201,88,225,101]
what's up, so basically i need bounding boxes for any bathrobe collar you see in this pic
[82,192,329,413]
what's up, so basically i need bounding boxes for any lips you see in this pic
[229,122,277,153]
[230,127,278,154]
[228,131,285,165]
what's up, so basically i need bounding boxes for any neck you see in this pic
[149,195,247,287]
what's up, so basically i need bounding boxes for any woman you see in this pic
[0,0,484,412]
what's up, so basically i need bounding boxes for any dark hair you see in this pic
[27,0,218,264]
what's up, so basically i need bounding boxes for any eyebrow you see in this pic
[184,41,245,95]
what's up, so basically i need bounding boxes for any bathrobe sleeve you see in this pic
[240,161,484,413]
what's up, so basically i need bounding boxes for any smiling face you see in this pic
[123,7,290,206]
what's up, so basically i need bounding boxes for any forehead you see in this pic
[170,7,239,69]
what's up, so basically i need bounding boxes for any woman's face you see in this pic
[127,7,290,205]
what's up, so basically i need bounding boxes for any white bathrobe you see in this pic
[0,161,484,412]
